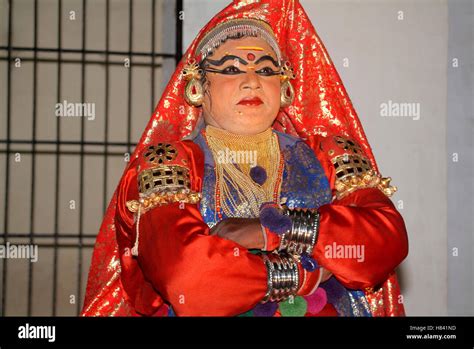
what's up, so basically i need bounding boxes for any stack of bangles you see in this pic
[261,207,320,303]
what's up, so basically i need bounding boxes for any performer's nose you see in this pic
[241,68,262,90]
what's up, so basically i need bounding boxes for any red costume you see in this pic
[81,0,408,317]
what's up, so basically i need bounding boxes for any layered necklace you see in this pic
[204,125,284,219]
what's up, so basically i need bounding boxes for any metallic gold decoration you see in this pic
[182,59,204,107]
[334,135,364,155]
[205,125,282,218]
[334,169,398,200]
[235,0,261,7]
[329,136,397,199]
[280,61,295,108]
[279,60,296,82]
[332,153,372,181]
[128,162,200,215]
[143,143,177,165]
[138,165,190,196]
[126,200,140,213]
[196,18,281,63]
[184,79,204,107]
[236,46,264,51]
[280,80,295,108]
[126,190,201,215]
[182,58,203,81]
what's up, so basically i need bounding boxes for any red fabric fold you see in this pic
[115,156,165,316]
[315,188,408,290]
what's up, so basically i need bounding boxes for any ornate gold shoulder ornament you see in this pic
[124,142,201,257]
[325,136,397,200]
[126,143,201,215]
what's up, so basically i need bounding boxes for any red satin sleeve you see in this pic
[306,135,409,290]
[116,141,268,316]
[136,202,268,316]
[315,188,408,290]
[114,157,167,316]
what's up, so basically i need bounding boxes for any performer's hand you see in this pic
[210,218,334,280]
[321,268,333,282]
[210,218,264,250]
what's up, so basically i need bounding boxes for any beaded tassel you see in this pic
[131,204,141,256]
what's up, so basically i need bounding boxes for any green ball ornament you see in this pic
[279,296,307,317]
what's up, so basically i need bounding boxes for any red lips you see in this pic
[237,97,263,106]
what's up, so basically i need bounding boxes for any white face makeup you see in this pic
[201,36,282,135]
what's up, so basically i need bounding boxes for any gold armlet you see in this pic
[126,164,201,214]
[332,154,397,200]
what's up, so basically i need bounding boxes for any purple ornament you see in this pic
[250,165,267,185]
[259,202,292,235]
[320,277,346,304]
[301,253,319,271]
[252,301,279,317]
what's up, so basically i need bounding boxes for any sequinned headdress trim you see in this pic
[196,18,282,63]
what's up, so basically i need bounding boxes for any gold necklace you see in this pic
[205,125,282,218]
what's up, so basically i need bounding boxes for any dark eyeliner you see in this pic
[204,66,245,75]
[256,67,280,76]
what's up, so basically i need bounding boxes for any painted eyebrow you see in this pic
[205,55,248,67]
[254,55,280,67]
[205,54,280,68]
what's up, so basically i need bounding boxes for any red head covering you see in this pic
[81,0,400,316]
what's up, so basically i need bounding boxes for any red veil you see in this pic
[81,0,404,316]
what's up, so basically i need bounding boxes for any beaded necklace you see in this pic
[203,125,284,220]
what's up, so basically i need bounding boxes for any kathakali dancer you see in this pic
[82,0,408,317]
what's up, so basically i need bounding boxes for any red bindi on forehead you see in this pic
[235,46,265,62]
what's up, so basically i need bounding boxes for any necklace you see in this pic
[204,125,284,219]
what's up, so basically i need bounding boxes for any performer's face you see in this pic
[201,36,281,135]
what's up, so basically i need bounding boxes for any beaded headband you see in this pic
[196,18,282,64]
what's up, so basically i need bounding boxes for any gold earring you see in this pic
[280,61,295,108]
[182,58,204,107]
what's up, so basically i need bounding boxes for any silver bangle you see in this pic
[261,252,300,303]
[278,207,320,256]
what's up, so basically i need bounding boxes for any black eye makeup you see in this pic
[204,65,280,76]
[204,65,246,75]
[255,66,280,76]
[202,54,281,76]
[205,55,248,67]
[254,55,280,67]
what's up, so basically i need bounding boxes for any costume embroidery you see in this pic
[143,143,178,164]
